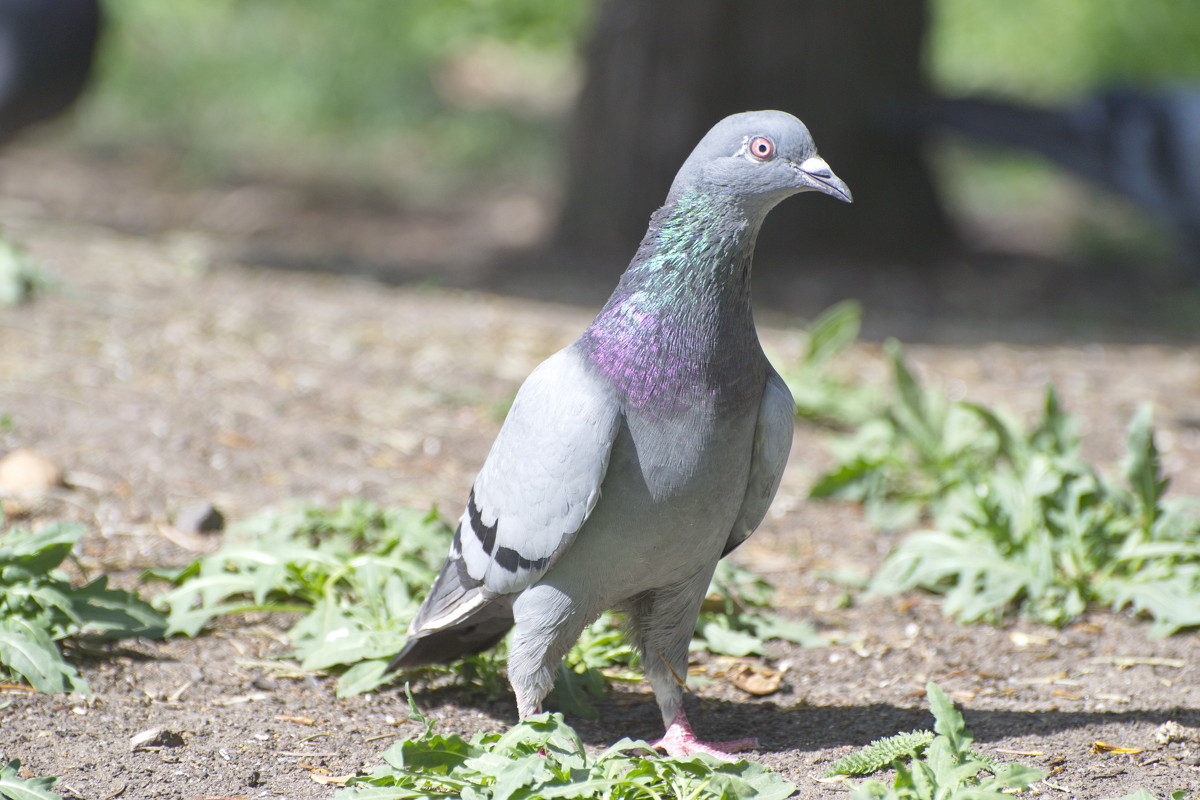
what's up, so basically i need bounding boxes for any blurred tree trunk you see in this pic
[554,0,953,274]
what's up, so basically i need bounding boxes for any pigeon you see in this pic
[389,110,851,758]
[921,87,1200,268]
[0,0,102,147]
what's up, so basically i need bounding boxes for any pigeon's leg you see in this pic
[629,578,759,760]
[508,583,590,719]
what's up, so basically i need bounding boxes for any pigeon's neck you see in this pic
[581,189,766,411]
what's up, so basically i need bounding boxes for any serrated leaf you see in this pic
[824,730,934,776]
[1124,404,1169,530]
[926,682,971,757]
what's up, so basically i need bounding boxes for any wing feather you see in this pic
[408,346,620,642]
[722,370,794,555]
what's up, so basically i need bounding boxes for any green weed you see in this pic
[336,685,795,800]
[825,683,1194,800]
[802,307,1200,636]
[151,500,451,697]
[0,520,165,694]
[0,759,63,800]
[0,238,50,307]
[825,682,1042,798]
[785,300,884,429]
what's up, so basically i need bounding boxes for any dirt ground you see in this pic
[1,145,1199,800]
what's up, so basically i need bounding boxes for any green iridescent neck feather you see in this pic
[580,189,766,412]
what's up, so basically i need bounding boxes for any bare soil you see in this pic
[1,146,1198,800]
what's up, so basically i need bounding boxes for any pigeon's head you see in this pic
[669,110,852,212]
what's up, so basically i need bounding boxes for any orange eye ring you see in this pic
[749,136,774,160]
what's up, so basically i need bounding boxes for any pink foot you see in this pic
[648,710,758,762]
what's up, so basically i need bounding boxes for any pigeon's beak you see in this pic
[793,156,853,203]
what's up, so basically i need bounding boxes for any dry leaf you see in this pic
[311,774,356,786]
[1091,741,1144,754]
[215,429,254,449]
[214,692,268,706]
[1089,656,1185,670]
[1009,631,1053,648]
[0,683,38,693]
[274,714,316,726]
[728,663,783,696]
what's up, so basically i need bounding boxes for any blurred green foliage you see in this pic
[81,0,589,197]
[67,0,1200,209]
[930,0,1200,100]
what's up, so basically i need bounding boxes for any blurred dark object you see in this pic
[0,0,102,146]
[924,86,1200,269]
[554,0,954,275]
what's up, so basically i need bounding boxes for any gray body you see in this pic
[389,110,851,731]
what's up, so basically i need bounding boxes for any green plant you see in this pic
[810,339,1014,531]
[825,685,1196,800]
[0,760,63,800]
[784,300,884,429]
[809,336,1200,635]
[152,500,452,697]
[0,238,50,307]
[0,521,165,694]
[336,685,796,800]
[824,731,935,777]
[825,682,1042,799]
[693,560,825,656]
[870,397,1200,634]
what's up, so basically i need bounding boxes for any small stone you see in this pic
[129,727,185,751]
[173,501,225,534]
[1154,720,1198,746]
[0,448,64,497]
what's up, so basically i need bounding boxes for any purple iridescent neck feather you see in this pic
[579,189,767,412]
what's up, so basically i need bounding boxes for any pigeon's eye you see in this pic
[748,136,774,160]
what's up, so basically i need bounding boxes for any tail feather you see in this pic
[388,605,513,669]
[389,536,514,671]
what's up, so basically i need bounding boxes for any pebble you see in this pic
[0,447,64,497]
[1154,720,1198,746]
[173,501,225,534]
[130,727,186,751]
